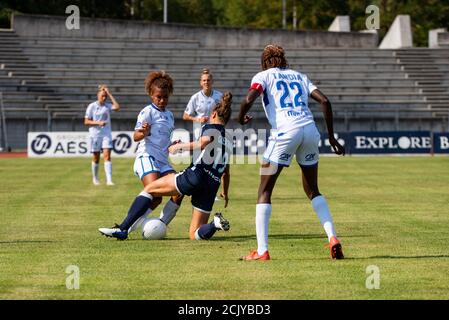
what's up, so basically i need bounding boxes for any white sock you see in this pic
[311,195,336,241]
[194,229,202,241]
[104,161,112,182]
[256,203,272,255]
[92,162,99,180]
[159,200,180,226]
[128,208,152,233]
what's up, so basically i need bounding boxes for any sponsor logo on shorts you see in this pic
[279,153,292,161]
[305,153,316,161]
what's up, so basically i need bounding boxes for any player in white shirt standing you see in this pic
[183,68,223,140]
[99,71,183,237]
[84,85,120,186]
[238,44,345,261]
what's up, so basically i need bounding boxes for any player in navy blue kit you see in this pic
[100,92,233,240]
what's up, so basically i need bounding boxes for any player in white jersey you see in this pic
[84,85,120,186]
[238,44,345,261]
[183,68,223,139]
[101,71,183,236]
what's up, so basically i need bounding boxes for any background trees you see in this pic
[1,0,448,46]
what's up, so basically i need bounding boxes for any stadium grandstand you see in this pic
[1,14,448,150]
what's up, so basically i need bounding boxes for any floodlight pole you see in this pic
[293,0,297,30]
[282,0,286,29]
[0,92,9,151]
[164,0,168,23]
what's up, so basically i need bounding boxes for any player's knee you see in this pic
[151,197,162,208]
[172,194,184,205]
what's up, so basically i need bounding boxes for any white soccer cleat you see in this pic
[213,212,230,231]
[99,224,128,240]
[106,181,115,186]
[93,178,100,186]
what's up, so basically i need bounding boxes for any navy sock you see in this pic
[197,221,217,240]
[119,193,152,231]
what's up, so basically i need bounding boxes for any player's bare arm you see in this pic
[220,164,230,208]
[168,136,212,154]
[104,87,120,111]
[84,118,106,127]
[238,88,260,125]
[133,122,150,142]
[311,89,345,156]
[183,112,209,123]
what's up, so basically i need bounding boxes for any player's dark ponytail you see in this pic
[213,92,232,125]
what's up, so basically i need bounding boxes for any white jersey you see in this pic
[251,67,317,131]
[85,101,113,138]
[135,104,175,163]
[184,89,223,118]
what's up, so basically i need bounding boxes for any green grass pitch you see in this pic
[1,156,448,299]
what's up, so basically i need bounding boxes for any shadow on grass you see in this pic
[121,233,369,242]
[0,240,56,244]
[208,233,369,242]
[345,255,449,260]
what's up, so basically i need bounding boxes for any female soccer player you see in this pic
[99,71,182,236]
[237,45,345,261]
[183,68,223,139]
[84,85,120,186]
[99,92,233,241]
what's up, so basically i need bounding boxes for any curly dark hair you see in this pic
[212,91,233,124]
[144,70,174,96]
[261,44,288,70]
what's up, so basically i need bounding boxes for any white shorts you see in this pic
[263,123,320,167]
[90,135,113,152]
[133,155,175,180]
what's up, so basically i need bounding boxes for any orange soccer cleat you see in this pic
[240,249,271,261]
[327,236,344,260]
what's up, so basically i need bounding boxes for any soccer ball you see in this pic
[142,218,167,240]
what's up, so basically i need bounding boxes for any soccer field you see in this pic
[1,156,448,300]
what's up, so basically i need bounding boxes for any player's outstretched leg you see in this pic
[99,191,154,240]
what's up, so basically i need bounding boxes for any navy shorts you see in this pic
[175,166,220,214]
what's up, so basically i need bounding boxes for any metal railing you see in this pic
[0,92,10,152]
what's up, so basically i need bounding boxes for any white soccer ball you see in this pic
[141,218,167,240]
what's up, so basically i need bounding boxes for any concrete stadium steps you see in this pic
[2,30,449,125]
[5,68,411,81]
[393,49,449,111]
[1,90,428,106]
[1,60,408,72]
[5,56,403,67]
[14,37,201,49]
[0,30,66,113]
[18,83,425,95]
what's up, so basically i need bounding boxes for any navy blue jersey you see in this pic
[192,123,232,183]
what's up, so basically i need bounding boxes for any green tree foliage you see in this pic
[1,0,448,46]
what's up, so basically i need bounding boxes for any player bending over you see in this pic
[99,92,234,241]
